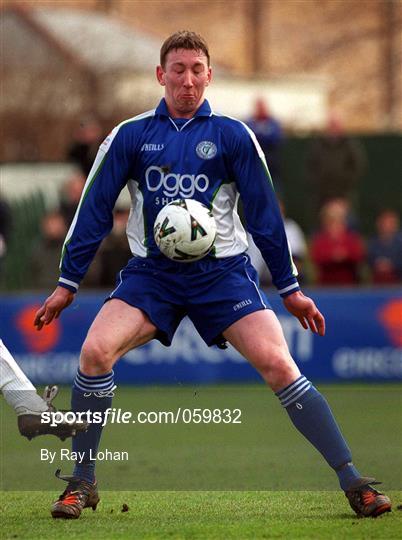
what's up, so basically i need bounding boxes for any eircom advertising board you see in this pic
[1,289,401,384]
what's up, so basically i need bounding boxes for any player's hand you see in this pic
[283,290,326,336]
[34,286,75,331]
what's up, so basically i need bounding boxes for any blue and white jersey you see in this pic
[59,99,299,297]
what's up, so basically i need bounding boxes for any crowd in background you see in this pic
[244,98,402,288]
[27,170,132,291]
[1,99,401,291]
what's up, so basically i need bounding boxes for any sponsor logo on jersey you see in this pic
[233,299,252,311]
[145,166,209,198]
[101,133,113,150]
[196,140,217,160]
[141,143,165,152]
[100,126,120,153]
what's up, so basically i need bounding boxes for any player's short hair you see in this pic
[160,31,210,68]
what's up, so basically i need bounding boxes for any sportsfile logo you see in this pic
[145,166,209,198]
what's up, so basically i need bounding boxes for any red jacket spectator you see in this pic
[311,198,365,285]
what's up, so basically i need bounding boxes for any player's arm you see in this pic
[34,286,74,331]
[34,125,134,330]
[231,124,299,296]
[282,290,325,336]
[231,124,325,335]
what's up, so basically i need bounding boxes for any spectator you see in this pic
[98,208,132,287]
[368,209,402,284]
[279,199,307,282]
[306,113,367,211]
[30,210,101,289]
[0,197,12,276]
[246,98,283,188]
[310,198,365,285]
[30,211,68,289]
[67,117,103,176]
[60,172,86,228]
[247,199,307,286]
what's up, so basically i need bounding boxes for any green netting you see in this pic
[0,191,46,291]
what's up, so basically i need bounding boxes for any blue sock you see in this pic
[276,375,361,490]
[71,369,115,483]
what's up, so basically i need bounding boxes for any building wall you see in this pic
[3,0,401,132]
[119,0,401,132]
[266,0,401,132]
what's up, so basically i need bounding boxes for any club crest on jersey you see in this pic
[196,141,217,160]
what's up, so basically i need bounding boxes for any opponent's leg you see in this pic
[224,310,391,517]
[1,338,49,414]
[52,299,157,519]
[0,339,86,440]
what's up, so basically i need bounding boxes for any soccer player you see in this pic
[0,339,87,440]
[34,31,391,519]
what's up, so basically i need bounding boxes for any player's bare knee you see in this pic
[258,349,299,391]
[80,338,114,375]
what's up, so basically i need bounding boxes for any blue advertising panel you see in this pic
[0,289,401,384]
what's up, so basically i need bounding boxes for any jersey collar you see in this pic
[155,98,212,118]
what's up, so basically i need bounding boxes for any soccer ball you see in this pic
[153,199,217,262]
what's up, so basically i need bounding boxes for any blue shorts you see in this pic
[107,254,271,347]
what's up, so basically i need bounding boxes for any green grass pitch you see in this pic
[1,384,401,538]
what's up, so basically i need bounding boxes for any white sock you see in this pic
[0,339,48,415]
